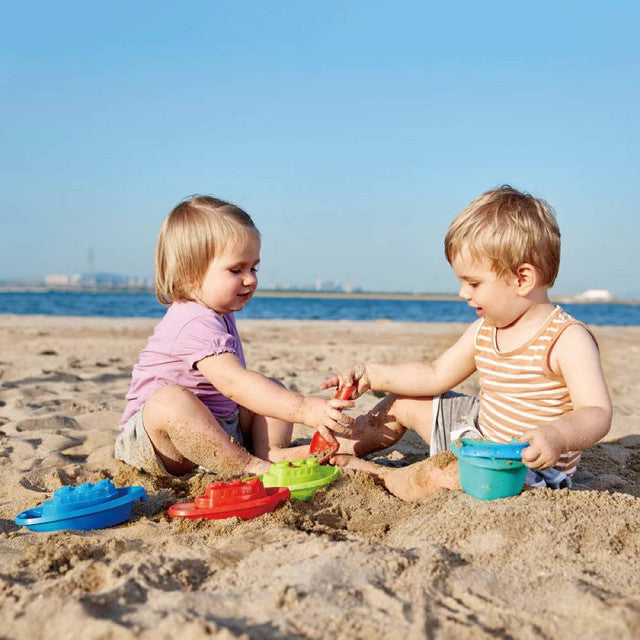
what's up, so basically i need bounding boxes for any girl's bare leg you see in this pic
[333,455,460,501]
[240,406,307,462]
[143,385,271,476]
[239,378,309,462]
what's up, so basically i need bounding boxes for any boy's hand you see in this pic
[300,396,355,444]
[321,364,371,399]
[518,425,567,470]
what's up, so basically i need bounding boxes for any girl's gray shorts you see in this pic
[114,407,243,476]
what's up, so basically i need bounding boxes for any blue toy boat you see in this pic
[15,479,146,532]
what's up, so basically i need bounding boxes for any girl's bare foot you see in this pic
[242,458,272,475]
[264,444,314,462]
[331,454,384,474]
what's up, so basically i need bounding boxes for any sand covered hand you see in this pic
[321,364,371,399]
[518,424,567,470]
[299,395,355,444]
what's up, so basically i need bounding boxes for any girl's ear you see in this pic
[515,263,538,296]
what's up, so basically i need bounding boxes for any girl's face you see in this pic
[195,234,261,314]
[451,248,526,328]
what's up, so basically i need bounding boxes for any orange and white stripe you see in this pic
[475,306,592,476]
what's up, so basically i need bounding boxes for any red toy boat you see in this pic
[168,477,290,520]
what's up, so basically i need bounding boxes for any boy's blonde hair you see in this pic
[444,186,561,286]
[155,195,260,305]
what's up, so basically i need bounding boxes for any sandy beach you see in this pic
[1,314,639,639]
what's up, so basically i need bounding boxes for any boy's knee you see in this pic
[390,395,434,433]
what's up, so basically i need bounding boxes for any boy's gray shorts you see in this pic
[427,392,573,489]
[429,391,480,456]
[114,407,243,476]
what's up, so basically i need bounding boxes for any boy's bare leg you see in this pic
[328,393,460,501]
[334,393,436,456]
[333,455,460,501]
[244,394,437,462]
[143,385,271,476]
[235,393,438,464]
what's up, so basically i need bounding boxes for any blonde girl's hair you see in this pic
[155,195,260,305]
[444,186,561,286]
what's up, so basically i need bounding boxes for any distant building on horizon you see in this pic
[44,274,81,287]
[575,289,613,302]
[43,272,152,291]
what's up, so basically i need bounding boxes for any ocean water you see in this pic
[0,291,639,326]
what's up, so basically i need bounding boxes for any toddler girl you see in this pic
[116,195,353,477]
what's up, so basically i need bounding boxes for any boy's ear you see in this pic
[515,263,538,296]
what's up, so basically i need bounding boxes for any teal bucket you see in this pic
[452,441,527,501]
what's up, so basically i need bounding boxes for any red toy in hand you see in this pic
[309,385,355,464]
[334,385,356,401]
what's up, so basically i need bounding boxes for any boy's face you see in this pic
[195,234,261,314]
[451,248,525,328]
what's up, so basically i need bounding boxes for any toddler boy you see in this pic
[323,186,612,500]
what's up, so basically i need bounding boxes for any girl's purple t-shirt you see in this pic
[119,301,246,429]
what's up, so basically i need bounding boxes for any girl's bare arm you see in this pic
[197,353,354,436]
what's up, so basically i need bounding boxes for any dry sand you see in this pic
[1,314,639,639]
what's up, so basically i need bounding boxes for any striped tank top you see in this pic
[475,306,591,476]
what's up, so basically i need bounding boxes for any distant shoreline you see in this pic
[256,291,640,306]
[0,286,638,305]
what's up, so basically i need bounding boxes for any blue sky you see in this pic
[1,1,638,297]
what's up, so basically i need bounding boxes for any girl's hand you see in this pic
[519,425,567,470]
[300,396,355,444]
[320,364,371,399]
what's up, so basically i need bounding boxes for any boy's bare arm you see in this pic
[197,353,354,436]
[520,325,612,469]
[323,321,479,398]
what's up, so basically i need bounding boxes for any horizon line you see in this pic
[0,285,638,305]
